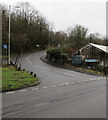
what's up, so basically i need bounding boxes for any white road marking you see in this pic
[59,84,64,86]
[85,80,89,82]
[35,65,49,71]
[43,86,49,89]
[61,83,65,86]
[28,60,32,64]
[51,85,57,87]
[32,88,38,90]
[65,83,70,85]
[26,57,28,60]
[81,81,85,83]
[77,81,81,83]
[71,82,75,84]
[63,73,72,77]
[6,91,15,94]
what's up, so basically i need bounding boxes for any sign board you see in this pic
[85,59,98,63]
[3,44,7,49]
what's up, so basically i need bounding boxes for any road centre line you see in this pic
[35,64,50,71]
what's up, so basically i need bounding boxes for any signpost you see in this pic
[3,44,8,64]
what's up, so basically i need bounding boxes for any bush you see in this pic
[47,48,61,62]
[60,53,68,65]
[46,48,68,64]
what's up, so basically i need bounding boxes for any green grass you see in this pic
[79,67,104,76]
[2,66,39,92]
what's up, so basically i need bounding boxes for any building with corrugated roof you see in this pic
[74,43,108,67]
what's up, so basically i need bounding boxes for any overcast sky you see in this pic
[0,0,106,36]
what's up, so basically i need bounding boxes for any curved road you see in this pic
[3,51,106,118]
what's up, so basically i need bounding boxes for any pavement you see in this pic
[2,51,106,118]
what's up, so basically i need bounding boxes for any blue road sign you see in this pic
[3,44,7,49]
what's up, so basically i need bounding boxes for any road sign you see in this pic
[3,44,7,49]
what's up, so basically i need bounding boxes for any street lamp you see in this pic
[8,5,20,64]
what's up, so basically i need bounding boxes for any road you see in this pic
[2,51,106,118]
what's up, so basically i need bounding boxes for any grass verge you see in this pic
[1,65,39,92]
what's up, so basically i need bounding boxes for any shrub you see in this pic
[60,53,68,65]
[47,48,61,62]
[47,48,68,64]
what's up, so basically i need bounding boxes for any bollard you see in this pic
[23,69,25,71]
[30,72,33,75]
[10,61,13,65]
[34,74,36,77]
[17,67,21,71]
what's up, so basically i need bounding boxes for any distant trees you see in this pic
[2,2,51,54]
[1,2,106,56]
[67,25,106,53]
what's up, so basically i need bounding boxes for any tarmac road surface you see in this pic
[2,51,106,118]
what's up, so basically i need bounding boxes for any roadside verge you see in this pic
[2,65,41,93]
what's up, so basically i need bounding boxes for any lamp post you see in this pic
[8,5,11,64]
[8,5,20,64]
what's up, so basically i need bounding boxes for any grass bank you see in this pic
[2,66,39,92]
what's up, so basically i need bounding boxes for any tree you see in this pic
[68,25,88,50]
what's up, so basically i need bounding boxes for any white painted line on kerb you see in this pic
[19,89,28,92]
[6,91,15,94]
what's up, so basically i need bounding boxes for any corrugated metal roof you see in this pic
[89,43,108,53]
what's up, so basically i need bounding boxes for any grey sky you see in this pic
[0,0,106,36]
